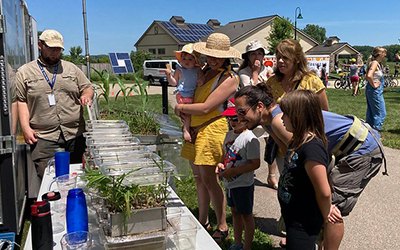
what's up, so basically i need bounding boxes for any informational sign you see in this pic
[307,55,330,73]
[263,55,330,73]
[108,52,134,74]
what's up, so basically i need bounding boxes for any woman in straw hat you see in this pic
[175,33,241,243]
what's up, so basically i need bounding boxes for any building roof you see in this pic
[306,42,360,55]
[134,19,215,47]
[211,15,277,43]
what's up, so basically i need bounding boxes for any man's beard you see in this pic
[41,55,60,65]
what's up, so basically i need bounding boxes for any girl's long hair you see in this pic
[279,90,327,151]
[274,39,314,83]
[367,46,387,69]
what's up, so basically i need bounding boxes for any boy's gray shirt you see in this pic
[222,129,260,189]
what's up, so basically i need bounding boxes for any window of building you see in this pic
[148,48,156,54]
[154,26,158,34]
[158,48,166,55]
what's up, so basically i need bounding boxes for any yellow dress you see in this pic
[267,74,325,103]
[181,69,238,166]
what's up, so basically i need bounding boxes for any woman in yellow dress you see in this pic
[175,33,240,243]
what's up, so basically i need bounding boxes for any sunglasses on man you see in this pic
[227,116,239,122]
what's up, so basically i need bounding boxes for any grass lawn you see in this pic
[326,88,400,149]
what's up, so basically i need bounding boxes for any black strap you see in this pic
[294,80,301,90]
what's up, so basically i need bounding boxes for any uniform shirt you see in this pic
[16,59,92,142]
[267,74,325,103]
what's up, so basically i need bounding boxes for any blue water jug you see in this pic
[66,188,88,233]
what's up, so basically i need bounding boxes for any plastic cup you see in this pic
[55,151,70,177]
[60,231,92,250]
[42,191,65,234]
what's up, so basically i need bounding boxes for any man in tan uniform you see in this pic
[16,29,93,178]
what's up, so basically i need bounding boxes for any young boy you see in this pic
[215,98,260,250]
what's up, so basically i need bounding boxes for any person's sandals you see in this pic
[201,221,212,231]
[228,243,243,250]
[212,228,229,243]
[279,238,287,248]
[267,173,278,190]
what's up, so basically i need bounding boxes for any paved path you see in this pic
[146,85,399,250]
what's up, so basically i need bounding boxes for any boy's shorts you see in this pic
[330,147,383,216]
[176,92,194,104]
[226,184,254,215]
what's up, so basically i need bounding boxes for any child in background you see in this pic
[278,90,332,250]
[163,43,204,142]
[215,98,260,250]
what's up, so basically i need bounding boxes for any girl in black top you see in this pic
[278,90,332,250]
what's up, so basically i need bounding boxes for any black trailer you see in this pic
[0,0,37,235]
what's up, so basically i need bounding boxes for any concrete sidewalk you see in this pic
[150,84,399,249]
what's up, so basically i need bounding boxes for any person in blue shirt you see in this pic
[234,85,386,250]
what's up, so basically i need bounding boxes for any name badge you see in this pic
[48,94,56,106]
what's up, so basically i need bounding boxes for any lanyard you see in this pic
[37,60,58,90]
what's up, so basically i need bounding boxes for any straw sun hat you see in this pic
[193,33,241,59]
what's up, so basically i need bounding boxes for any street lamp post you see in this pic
[82,0,90,80]
[294,7,303,40]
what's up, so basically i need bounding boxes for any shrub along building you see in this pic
[135,15,361,68]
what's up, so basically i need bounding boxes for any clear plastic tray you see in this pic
[95,158,173,170]
[98,161,175,186]
[86,141,141,149]
[86,136,140,145]
[89,145,151,153]
[87,120,126,124]
[96,152,161,164]
[87,126,131,134]
[83,131,133,138]
[168,215,198,250]
[87,120,128,129]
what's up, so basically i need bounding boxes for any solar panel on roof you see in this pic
[162,21,214,42]
[108,52,134,74]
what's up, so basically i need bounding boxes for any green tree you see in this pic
[353,45,374,61]
[130,50,156,72]
[266,17,293,55]
[70,46,83,61]
[302,24,327,44]
[383,44,400,62]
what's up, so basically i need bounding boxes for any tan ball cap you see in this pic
[39,30,64,49]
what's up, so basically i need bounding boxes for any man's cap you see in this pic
[39,30,64,49]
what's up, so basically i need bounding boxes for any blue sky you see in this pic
[25,0,400,55]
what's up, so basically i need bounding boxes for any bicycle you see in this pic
[334,72,352,89]
[383,74,399,88]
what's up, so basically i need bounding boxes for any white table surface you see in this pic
[24,164,221,250]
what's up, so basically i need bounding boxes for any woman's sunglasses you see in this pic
[227,116,239,122]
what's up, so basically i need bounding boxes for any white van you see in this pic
[143,60,179,84]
